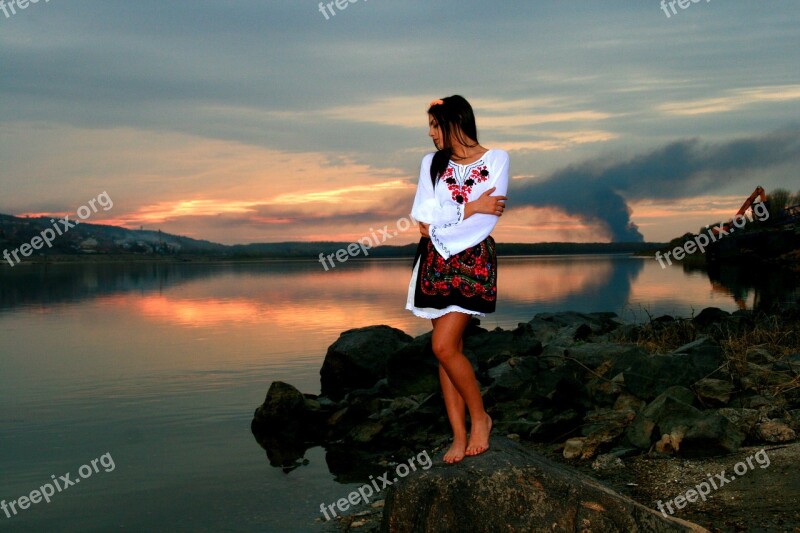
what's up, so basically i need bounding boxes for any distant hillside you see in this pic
[0,213,228,256]
[0,213,665,261]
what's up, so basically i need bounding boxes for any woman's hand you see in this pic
[465,187,507,219]
[419,222,430,237]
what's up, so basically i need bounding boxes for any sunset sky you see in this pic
[1,0,799,245]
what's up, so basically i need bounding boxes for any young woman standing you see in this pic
[405,95,509,463]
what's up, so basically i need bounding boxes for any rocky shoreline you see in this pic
[252,307,800,532]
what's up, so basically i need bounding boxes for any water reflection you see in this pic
[2,256,785,330]
[685,261,800,312]
[499,255,644,315]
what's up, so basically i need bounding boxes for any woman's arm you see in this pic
[463,186,506,219]
[429,151,509,259]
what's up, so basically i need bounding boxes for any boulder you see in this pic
[320,325,413,400]
[717,408,760,439]
[381,437,708,532]
[486,352,590,414]
[532,311,622,333]
[386,332,440,396]
[486,356,540,402]
[693,378,734,405]
[740,361,794,392]
[627,387,698,450]
[678,412,747,456]
[626,386,745,455]
[466,321,543,370]
[565,342,650,371]
[528,408,583,441]
[692,307,730,328]
[577,408,638,459]
[253,381,307,424]
[756,420,797,443]
[252,381,329,469]
[622,337,726,401]
[526,311,623,346]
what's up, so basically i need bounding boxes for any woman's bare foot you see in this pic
[465,414,492,456]
[443,435,467,464]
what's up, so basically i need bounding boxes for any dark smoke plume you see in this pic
[512,126,800,242]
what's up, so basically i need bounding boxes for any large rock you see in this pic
[622,337,726,401]
[387,332,440,396]
[320,325,413,400]
[381,437,707,532]
[692,378,733,405]
[526,311,622,346]
[565,342,650,371]
[692,307,730,328]
[486,356,541,402]
[576,408,638,459]
[465,321,543,370]
[487,358,590,414]
[252,381,327,469]
[532,311,622,333]
[253,381,308,426]
[626,387,745,455]
[756,419,797,443]
[717,407,760,439]
[627,387,697,450]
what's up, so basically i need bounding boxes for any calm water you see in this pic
[0,255,792,532]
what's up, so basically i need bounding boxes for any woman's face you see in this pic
[428,114,443,150]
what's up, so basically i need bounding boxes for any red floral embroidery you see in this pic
[419,237,496,301]
[440,164,489,204]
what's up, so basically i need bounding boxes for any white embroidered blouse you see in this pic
[410,149,509,259]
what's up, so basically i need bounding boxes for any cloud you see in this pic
[512,126,800,242]
[658,85,800,116]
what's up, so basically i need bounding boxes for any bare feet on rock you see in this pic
[465,413,492,456]
[443,435,467,464]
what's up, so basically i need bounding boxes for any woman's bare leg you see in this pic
[438,334,467,463]
[432,312,493,459]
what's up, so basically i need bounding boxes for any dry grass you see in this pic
[615,307,800,402]
[618,309,799,356]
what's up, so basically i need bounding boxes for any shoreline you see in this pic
[1,250,664,267]
[254,307,800,532]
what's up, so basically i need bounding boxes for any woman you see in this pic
[405,95,509,464]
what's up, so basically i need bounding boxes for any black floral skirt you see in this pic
[412,236,497,313]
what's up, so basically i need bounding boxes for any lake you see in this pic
[0,255,793,532]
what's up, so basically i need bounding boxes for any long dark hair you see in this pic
[427,95,479,187]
